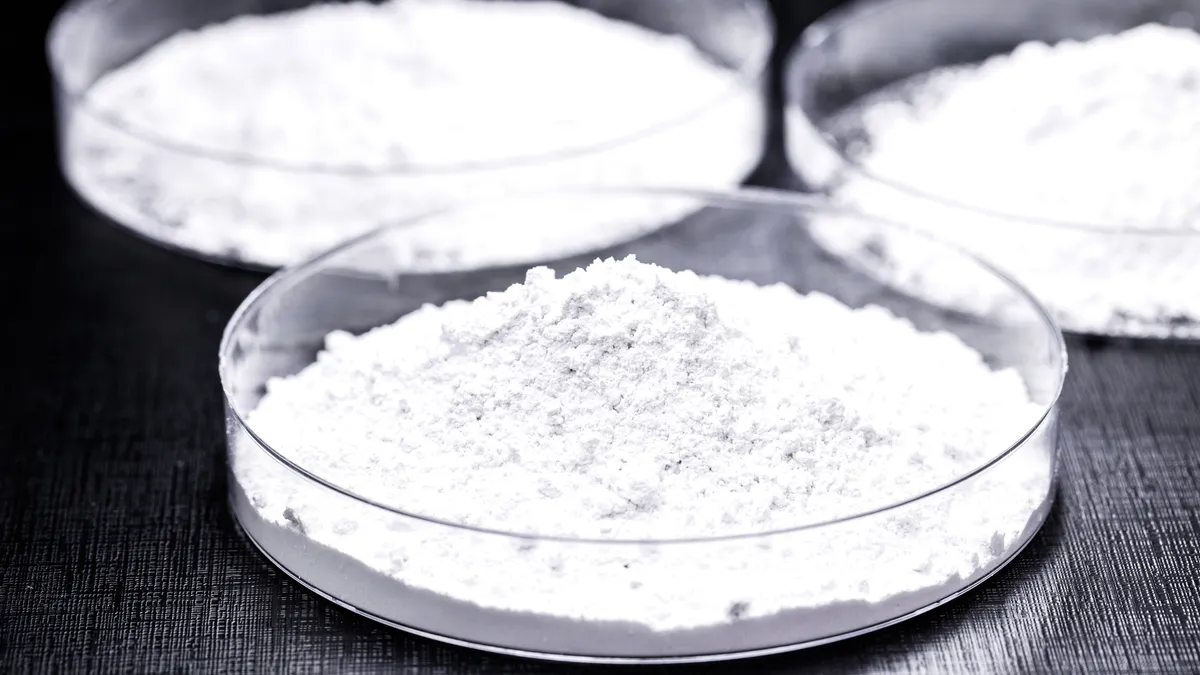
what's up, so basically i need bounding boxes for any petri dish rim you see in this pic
[217,185,1068,545]
[785,0,1200,237]
[45,0,773,176]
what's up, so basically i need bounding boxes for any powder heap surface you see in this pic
[231,256,1055,631]
[792,24,1200,336]
[245,256,1042,539]
[62,0,763,268]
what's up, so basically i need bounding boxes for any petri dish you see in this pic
[219,188,1066,664]
[784,0,1200,339]
[46,0,770,271]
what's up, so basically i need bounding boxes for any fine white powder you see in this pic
[231,256,1053,630]
[62,0,763,269]
[788,24,1200,337]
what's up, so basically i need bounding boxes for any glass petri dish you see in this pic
[219,188,1066,664]
[784,0,1200,339]
[46,0,770,271]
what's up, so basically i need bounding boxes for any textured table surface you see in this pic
[4,1,1200,673]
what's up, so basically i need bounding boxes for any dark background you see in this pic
[4,1,1200,672]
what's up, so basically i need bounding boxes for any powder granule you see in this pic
[790,24,1200,336]
[61,0,763,268]
[231,256,1054,629]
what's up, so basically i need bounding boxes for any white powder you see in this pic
[231,256,1053,631]
[61,0,763,269]
[788,23,1200,337]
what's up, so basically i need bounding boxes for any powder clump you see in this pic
[245,256,1042,539]
[232,256,1054,630]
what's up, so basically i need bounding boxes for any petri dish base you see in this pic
[230,481,1056,663]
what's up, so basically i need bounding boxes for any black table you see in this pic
[4,2,1200,672]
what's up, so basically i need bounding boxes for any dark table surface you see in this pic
[5,1,1200,673]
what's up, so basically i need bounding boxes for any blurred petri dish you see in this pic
[47,0,771,271]
[785,0,1200,339]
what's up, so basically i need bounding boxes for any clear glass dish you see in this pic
[47,0,770,271]
[219,188,1066,664]
[784,0,1200,339]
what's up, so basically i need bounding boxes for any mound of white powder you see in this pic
[60,0,764,268]
[231,256,1054,630]
[788,23,1200,337]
